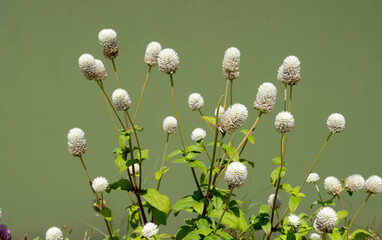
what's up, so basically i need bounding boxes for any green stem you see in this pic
[314,183,324,206]
[111,58,120,88]
[213,187,234,234]
[202,143,212,162]
[348,193,371,232]
[337,195,349,233]
[223,78,230,109]
[133,66,152,124]
[288,84,293,112]
[230,79,233,106]
[157,133,170,191]
[239,113,262,156]
[169,74,186,153]
[283,83,287,111]
[198,109,214,135]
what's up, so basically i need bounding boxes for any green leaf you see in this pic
[185,151,199,160]
[152,207,167,226]
[241,129,255,144]
[134,125,143,131]
[173,196,199,211]
[226,146,239,162]
[196,218,209,231]
[137,149,149,160]
[349,229,374,240]
[210,208,248,231]
[272,157,281,165]
[192,202,204,215]
[201,116,216,126]
[107,178,132,193]
[155,171,163,181]
[289,195,301,213]
[176,226,195,240]
[205,234,220,240]
[261,219,271,235]
[188,160,207,175]
[216,230,234,240]
[281,184,294,194]
[270,167,286,186]
[173,157,188,163]
[327,228,342,240]
[113,148,122,154]
[114,155,127,173]
[239,159,255,168]
[100,206,113,222]
[165,149,183,161]
[336,210,348,224]
[141,188,171,214]
[183,229,201,240]
[187,145,205,153]
[259,205,270,214]
[119,134,129,149]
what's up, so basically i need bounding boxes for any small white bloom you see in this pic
[94,59,107,81]
[277,56,301,84]
[309,233,321,240]
[191,128,206,142]
[92,176,109,193]
[253,82,277,113]
[144,42,162,66]
[46,227,63,240]
[224,162,248,188]
[267,193,282,209]
[158,48,179,74]
[78,53,97,80]
[324,176,342,196]
[221,103,248,133]
[222,47,240,80]
[129,163,140,175]
[67,128,87,156]
[98,29,118,59]
[275,111,295,133]
[142,222,159,239]
[365,175,382,194]
[163,116,177,134]
[112,88,131,111]
[307,173,320,183]
[188,93,204,111]
[327,113,345,133]
[314,207,337,233]
[288,214,300,228]
[345,174,365,193]
[215,106,225,119]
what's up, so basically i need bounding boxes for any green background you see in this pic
[1,0,381,238]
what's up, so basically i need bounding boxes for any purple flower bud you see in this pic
[0,225,11,240]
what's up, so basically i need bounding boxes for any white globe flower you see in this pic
[78,53,97,80]
[144,41,162,66]
[188,93,204,111]
[163,116,178,134]
[267,193,282,209]
[220,103,248,133]
[215,106,225,119]
[253,82,277,113]
[309,233,321,240]
[191,128,206,142]
[324,176,342,196]
[46,227,63,240]
[345,174,365,193]
[142,222,159,239]
[327,113,345,133]
[67,128,87,156]
[112,88,131,111]
[98,29,118,59]
[314,207,337,233]
[94,59,107,81]
[277,55,301,84]
[224,162,248,188]
[129,163,140,175]
[307,173,320,183]
[158,48,179,74]
[275,111,295,133]
[92,176,109,193]
[365,175,382,194]
[288,214,300,228]
[222,47,240,80]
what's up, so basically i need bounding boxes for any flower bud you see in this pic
[220,103,248,133]
[275,111,295,133]
[158,48,179,74]
[98,29,118,59]
[288,214,300,228]
[307,173,320,183]
[129,163,140,175]
[327,113,345,133]
[191,128,206,142]
[224,162,248,188]
[188,93,204,111]
[112,88,131,111]
[67,128,87,156]
[92,176,109,193]
[222,47,240,80]
[144,42,162,66]
[78,53,97,80]
[142,222,159,239]
[163,116,177,134]
[0,225,11,240]
[94,59,107,81]
[365,175,382,194]
[45,227,63,240]
[345,174,365,193]
[277,55,300,84]
[267,193,282,209]
[314,207,337,233]
[253,82,277,113]
[324,176,342,196]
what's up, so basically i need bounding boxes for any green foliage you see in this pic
[141,188,171,214]
[289,195,301,213]
[241,129,255,144]
[270,167,286,186]
[107,178,132,193]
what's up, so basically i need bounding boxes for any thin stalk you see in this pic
[157,133,170,191]
[348,193,371,232]
[223,78,230,109]
[239,113,262,155]
[111,58,120,88]
[314,183,324,206]
[103,218,114,240]
[323,233,327,240]
[198,109,214,135]
[133,66,152,124]
[288,84,293,112]
[282,85,293,156]
[102,92,118,137]
[267,134,285,240]
[283,83,287,111]
[191,168,203,195]
[230,79,233,106]
[212,112,263,190]
[202,143,212,162]
[337,195,349,231]
[213,187,234,234]
[169,74,186,153]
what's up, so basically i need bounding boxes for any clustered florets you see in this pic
[324,176,342,196]
[275,111,295,133]
[191,128,206,142]
[112,88,131,111]
[345,174,365,192]
[163,116,178,134]
[309,233,321,240]
[142,222,159,239]
[277,55,301,84]
[144,41,162,66]
[92,176,109,193]
[220,103,248,133]
[45,227,63,240]
[288,214,300,228]
[365,175,382,194]
[188,93,204,111]
[253,82,277,113]
[327,113,345,133]
[129,163,140,175]
[267,194,282,209]
[307,173,320,183]
[98,29,119,59]
[222,47,240,80]
[314,207,337,233]
[78,54,107,81]
[224,162,248,188]
[158,48,179,74]
[94,59,107,81]
[67,128,87,156]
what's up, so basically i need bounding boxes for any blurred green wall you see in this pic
[0,0,381,238]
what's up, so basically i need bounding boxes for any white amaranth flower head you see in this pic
[129,163,140,175]
[267,193,282,209]
[78,53,97,80]
[327,113,345,133]
[144,41,162,66]
[253,82,277,113]
[324,176,342,196]
[275,111,295,133]
[94,59,107,81]
[142,222,159,239]
[365,175,382,194]
[288,214,300,228]
[67,128,87,156]
[277,56,301,84]
[345,174,365,193]
[158,48,179,74]
[188,93,204,111]
[112,88,131,111]
[224,162,248,188]
[92,176,109,193]
[45,227,64,240]
[191,128,206,142]
[222,47,240,80]
[220,103,248,133]
[309,233,322,240]
[163,116,177,134]
[307,173,320,183]
[215,106,225,119]
[98,29,119,59]
[314,207,337,233]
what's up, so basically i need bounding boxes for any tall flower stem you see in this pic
[230,79,233,106]
[267,134,285,240]
[282,85,293,156]
[223,78,230,109]
[157,133,170,191]
[198,109,214,135]
[239,112,263,155]
[348,193,371,232]
[213,187,234,234]
[283,83,287,111]
[133,66,152,124]
[337,195,349,232]
[111,58,120,88]
[314,183,324,206]
[169,74,186,153]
